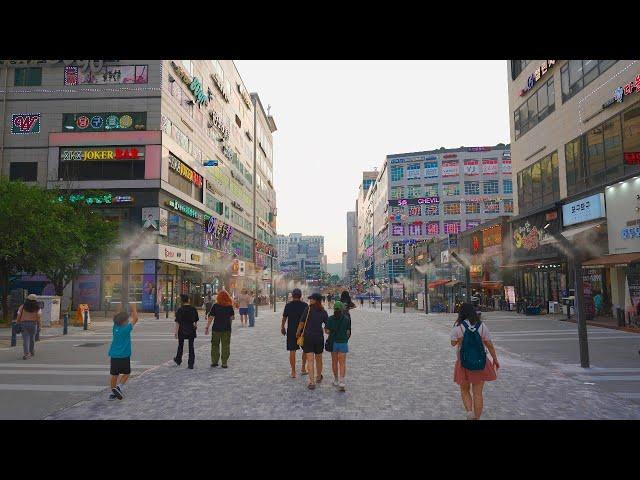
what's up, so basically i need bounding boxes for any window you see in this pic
[391,166,404,181]
[466,220,481,229]
[392,243,405,255]
[424,184,438,196]
[9,162,37,181]
[235,115,241,128]
[181,60,192,75]
[503,199,514,213]
[14,67,42,86]
[464,181,479,195]
[443,182,460,196]
[407,163,421,179]
[407,185,422,198]
[59,152,145,181]
[426,221,440,235]
[444,221,461,234]
[503,179,513,194]
[466,201,480,214]
[561,60,616,103]
[408,205,421,216]
[514,77,555,139]
[603,114,623,182]
[511,60,530,80]
[586,124,605,182]
[484,200,500,213]
[390,186,404,200]
[623,102,640,177]
[443,202,461,215]
[391,223,404,236]
[516,151,560,214]
[409,223,421,236]
[483,180,498,195]
[424,204,439,216]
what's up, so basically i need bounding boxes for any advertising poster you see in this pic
[482,158,499,174]
[627,264,640,310]
[605,179,640,254]
[426,222,440,235]
[501,159,512,174]
[505,286,516,305]
[73,275,101,310]
[463,159,480,175]
[582,270,596,320]
[142,260,156,311]
[441,160,459,177]
[424,161,438,178]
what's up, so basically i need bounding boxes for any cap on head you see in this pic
[308,293,323,301]
[333,300,344,311]
[292,288,302,298]
[26,294,38,301]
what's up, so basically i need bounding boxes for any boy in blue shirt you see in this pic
[108,305,139,400]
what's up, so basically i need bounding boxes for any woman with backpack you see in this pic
[450,303,500,420]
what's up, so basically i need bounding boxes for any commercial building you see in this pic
[507,60,640,321]
[0,59,277,312]
[276,233,325,281]
[346,211,357,277]
[355,171,378,281]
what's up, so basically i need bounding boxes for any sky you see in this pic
[235,61,511,263]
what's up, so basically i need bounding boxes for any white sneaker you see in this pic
[116,385,125,399]
[332,378,339,387]
[466,411,475,420]
[338,381,346,392]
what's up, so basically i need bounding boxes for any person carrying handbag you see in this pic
[16,294,41,360]
[295,293,328,390]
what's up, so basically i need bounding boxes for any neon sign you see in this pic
[519,60,556,96]
[11,113,40,134]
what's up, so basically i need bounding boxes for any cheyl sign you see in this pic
[11,113,41,134]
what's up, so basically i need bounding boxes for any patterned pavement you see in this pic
[46,306,640,419]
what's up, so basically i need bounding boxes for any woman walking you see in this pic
[450,303,500,420]
[325,301,351,391]
[205,290,235,368]
[16,294,41,360]
[295,293,328,390]
[237,289,250,327]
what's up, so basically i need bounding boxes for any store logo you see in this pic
[614,87,624,103]
[168,155,203,188]
[190,253,201,262]
[519,60,555,96]
[164,248,175,258]
[11,113,41,134]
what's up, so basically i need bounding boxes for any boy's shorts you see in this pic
[333,342,349,353]
[110,357,131,375]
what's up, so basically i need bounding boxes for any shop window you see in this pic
[623,102,640,176]
[9,162,37,182]
[503,179,512,194]
[443,182,460,196]
[443,201,461,215]
[424,184,438,196]
[531,162,541,207]
[59,159,144,181]
[483,180,498,194]
[464,181,479,195]
[14,67,42,86]
[466,201,480,214]
[586,124,605,183]
[603,114,623,182]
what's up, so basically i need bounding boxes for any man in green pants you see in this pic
[204,290,235,368]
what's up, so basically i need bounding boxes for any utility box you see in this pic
[37,296,61,327]
[548,301,560,314]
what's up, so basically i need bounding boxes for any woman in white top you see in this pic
[450,303,499,420]
[16,294,42,360]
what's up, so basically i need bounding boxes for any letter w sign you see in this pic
[12,113,41,134]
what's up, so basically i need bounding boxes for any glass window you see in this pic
[424,204,439,216]
[407,185,422,198]
[390,186,404,200]
[484,200,500,213]
[531,162,541,208]
[603,114,623,182]
[503,200,514,213]
[561,64,570,101]
[465,181,480,195]
[409,223,422,236]
[514,77,555,139]
[14,67,42,86]
[527,95,538,129]
[522,166,532,208]
[406,163,421,179]
[9,162,37,181]
[444,221,460,234]
[583,60,598,85]
[443,202,461,215]
[568,60,584,97]
[391,166,404,182]
[623,102,640,176]
[541,155,553,205]
[563,60,617,102]
[408,205,422,216]
[483,180,498,194]
[518,151,560,213]
[466,201,480,214]
[503,179,513,194]
[424,184,438,196]
[586,124,605,179]
[514,108,521,139]
[443,182,460,196]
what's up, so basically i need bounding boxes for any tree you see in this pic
[0,178,54,321]
[32,192,118,298]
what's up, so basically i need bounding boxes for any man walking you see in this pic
[173,294,199,369]
[281,288,309,378]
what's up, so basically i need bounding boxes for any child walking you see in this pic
[108,304,139,400]
[325,300,351,392]
[450,303,499,419]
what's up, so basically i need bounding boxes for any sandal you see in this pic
[290,373,296,378]
[307,383,316,390]
[301,371,308,376]
[316,374,323,384]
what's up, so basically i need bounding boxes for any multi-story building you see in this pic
[341,252,348,279]
[356,171,378,281]
[363,145,512,284]
[276,233,325,281]
[507,60,640,320]
[0,59,277,312]
[346,211,357,277]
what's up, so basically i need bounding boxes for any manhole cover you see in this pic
[73,342,105,347]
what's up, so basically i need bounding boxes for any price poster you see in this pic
[501,159,512,174]
[424,161,438,178]
[464,159,480,176]
[482,158,498,174]
[442,160,459,177]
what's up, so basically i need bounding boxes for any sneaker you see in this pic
[173,358,181,366]
[112,387,123,400]
[211,363,218,367]
[108,392,118,401]
[221,364,228,368]
[332,378,339,387]
[338,381,346,392]
[115,385,125,399]
[466,411,476,420]
[316,374,323,384]
[188,365,194,369]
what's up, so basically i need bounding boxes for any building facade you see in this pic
[507,60,640,319]
[276,233,325,281]
[356,171,378,281]
[346,210,357,276]
[0,59,277,312]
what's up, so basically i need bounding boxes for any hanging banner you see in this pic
[441,160,459,177]
[424,161,439,178]
[482,158,499,175]
[501,159,512,174]
[464,159,480,176]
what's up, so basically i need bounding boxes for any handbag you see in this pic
[14,307,23,334]
[296,306,311,348]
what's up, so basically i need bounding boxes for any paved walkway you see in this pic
[46,308,640,420]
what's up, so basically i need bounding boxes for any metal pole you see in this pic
[574,257,590,368]
[63,313,68,335]
[272,255,276,313]
[10,321,17,347]
[424,274,428,315]
[83,309,88,331]
[402,283,406,314]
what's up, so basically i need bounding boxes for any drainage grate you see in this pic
[73,342,105,348]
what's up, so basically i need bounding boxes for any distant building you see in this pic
[276,233,325,280]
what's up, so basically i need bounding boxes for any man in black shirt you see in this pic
[173,294,199,369]
[281,288,309,378]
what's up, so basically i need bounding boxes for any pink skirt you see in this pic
[454,358,497,385]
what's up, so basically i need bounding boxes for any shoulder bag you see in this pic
[14,306,23,334]
[325,314,339,352]
[296,306,311,348]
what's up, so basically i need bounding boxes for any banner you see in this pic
[424,161,438,178]
[441,160,459,177]
[426,222,439,235]
[501,159,512,174]
[482,158,499,175]
[142,260,156,311]
[464,159,480,176]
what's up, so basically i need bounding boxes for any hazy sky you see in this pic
[235,61,511,263]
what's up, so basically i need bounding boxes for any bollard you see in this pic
[63,313,68,335]
[35,323,40,342]
[10,322,17,347]
[83,310,88,330]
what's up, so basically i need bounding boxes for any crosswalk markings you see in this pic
[0,384,105,392]
[0,369,146,376]
[575,375,640,382]
[493,336,639,342]
[0,363,156,369]
[612,392,640,400]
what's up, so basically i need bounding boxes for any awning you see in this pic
[581,252,640,269]
[500,258,563,268]
[540,220,606,246]
[428,279,449,288]
[481,281,503,289]
[445,280,462,287]
[163,261,202,272]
